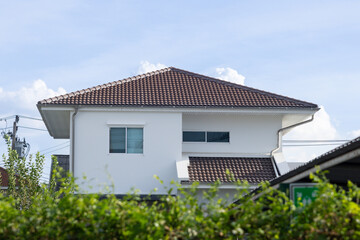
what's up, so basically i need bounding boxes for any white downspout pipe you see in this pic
[270,114,315,157]
[71,107,79,177]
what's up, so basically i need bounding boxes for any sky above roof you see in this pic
[0,1,359,178]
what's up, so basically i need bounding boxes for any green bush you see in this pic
[1,144,360,239]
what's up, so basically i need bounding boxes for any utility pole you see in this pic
[11,115,19,150]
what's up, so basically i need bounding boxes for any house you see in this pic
[238,136,360,205]
[38,67,318,198]
[270,136,360,188]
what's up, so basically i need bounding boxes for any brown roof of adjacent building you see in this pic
[38,67,317,109]
[187,157,277,183]
[0,167,9,187]
[268,136,360,187]
[0,167,19,187]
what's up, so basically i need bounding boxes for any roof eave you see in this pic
[36,103,319,112]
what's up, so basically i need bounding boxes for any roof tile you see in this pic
[188,157,277,183]
[38,67,317,109]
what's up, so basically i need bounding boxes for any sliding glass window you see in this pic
[110,127,143,153]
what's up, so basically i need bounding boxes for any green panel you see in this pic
[290,183,318,208]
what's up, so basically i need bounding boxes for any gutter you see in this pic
[270,114,315,157]
[71,107,79,176]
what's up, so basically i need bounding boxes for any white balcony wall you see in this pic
[182,113,281,156]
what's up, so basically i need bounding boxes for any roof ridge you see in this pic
[37,66,318,108]
[170,67,317,108]
[38,67,172,104]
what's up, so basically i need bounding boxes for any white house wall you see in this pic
[73,110,182,194]
[182,113,281,156]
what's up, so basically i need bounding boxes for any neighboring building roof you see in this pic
[232,136,360,205]
[50,155,70,191]
[38,67,317,109]
[187,157,277,184]
[55,154,70,173]
[269,136,360,187]
[0,167,10,187]
[0,167,20,187]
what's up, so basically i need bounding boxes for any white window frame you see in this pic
[108,124,144,154]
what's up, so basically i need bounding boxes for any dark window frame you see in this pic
[183,131,230,143]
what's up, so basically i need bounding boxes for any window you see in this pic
[183,131,206,142]
[110,127,143,153]
[207,132,229,142]
[183,131,229,143]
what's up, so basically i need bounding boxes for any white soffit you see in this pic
[39,107,71,139]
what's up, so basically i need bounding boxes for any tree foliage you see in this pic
[1,135,46,209]
[0,144,360,239]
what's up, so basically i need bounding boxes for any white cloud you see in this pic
[350,129,360,138]
[284,107,337,140]
[0,79,66,110]
[138,61,167,74]
[215,67,245,85]
[283,107,339,163]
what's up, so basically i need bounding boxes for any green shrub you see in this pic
[1,144,360,239]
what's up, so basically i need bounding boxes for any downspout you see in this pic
[71,107,79,177]
[270,114,315,174]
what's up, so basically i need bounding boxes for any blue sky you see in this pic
[1,1,360,176]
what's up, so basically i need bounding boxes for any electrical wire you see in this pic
[18,126,47,131]
[283,143,343,147]
[39,141,70,153]
[0,126,12,131]
[0,115,17,121]
[284,140,348,142]
[42,145,70,155]
[17,115,43,121]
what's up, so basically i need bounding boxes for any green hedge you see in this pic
[1,140,360,239]
[0,174,359,239]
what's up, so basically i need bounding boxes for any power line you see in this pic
[283,139,349,143]
[39,141,70,153]
[17,115,43,121]
[42,145,70,155]
[0,115,17,121]
[18,126,47,131]
[283,143,343,147]
[1,115,43,122]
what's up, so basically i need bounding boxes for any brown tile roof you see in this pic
[0,167,19,187]
[38,67,317,109]
[0,167,9,187]
[187,157,277,183]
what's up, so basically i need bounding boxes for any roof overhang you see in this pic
[38,104,318,113]
[37,105,72,139]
